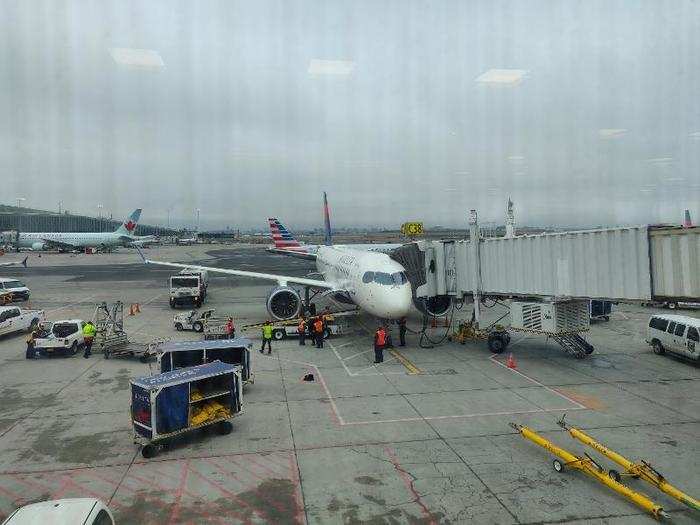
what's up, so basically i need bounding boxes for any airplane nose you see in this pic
[381,283,412,319]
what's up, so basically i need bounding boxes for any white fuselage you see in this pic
[18,232,132,250]
[315,246,412,319]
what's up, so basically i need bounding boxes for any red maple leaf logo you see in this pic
[124,220,136,232]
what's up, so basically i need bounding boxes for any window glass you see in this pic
[362,271,374,284]
[172,277,199,288]
[649,317,669,331]
[667,321,676,334]
[6,309,20,319]
[674,324,686,337]
[4,281,24,288]
[92,509,114,525]
[688,327,699,342]
[374,272,393,285]
[392,272,407,285]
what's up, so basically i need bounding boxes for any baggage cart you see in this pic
[157,338,254,385]
[589,300,613,322]
[130,361,242,458]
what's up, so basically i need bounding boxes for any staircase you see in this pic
[551,333,595,359]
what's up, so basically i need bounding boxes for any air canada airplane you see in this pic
[11,209,154,251]
[139,195,413,320]
[0,256,28,268]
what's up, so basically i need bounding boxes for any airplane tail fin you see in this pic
[684,209,693,228]
[268,218,304,250]
[323,192,332,246]
[115,209,142,236]
[21,256,28,268]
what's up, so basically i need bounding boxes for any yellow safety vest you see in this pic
[262,325,273,339]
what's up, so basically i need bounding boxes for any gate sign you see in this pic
[401,222,424,237]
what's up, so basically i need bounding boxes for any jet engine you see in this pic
[31,242,46,251]
[266,286,302,320]
[414,295,453,317]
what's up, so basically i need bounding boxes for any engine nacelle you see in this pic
[31,242,46,251]
[414,295,453,317]
[266,286,302,320]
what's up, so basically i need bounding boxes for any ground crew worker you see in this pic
[82,320,96,358]
[374,325,387,364]
[260,320,273,354]
[25,329,37,359]
[225,317,235,339]
[298,317,306,346]
[313,317,324,348]
[308,317,316,347]
[398,317,407,347]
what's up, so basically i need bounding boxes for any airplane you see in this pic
[267,194,403,257]
[10,209,153,251]
[0,256,28,268]
[138,194,414,320]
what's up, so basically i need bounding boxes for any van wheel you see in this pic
[667,302,677,309]
[652,340,665,355]
[175,323,183,331]
[193,322,203,333]
[273,329,285,340]
[70,342,78,355]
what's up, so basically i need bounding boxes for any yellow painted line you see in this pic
[389,349,421,375]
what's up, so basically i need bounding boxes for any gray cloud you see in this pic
[1,0,699,230]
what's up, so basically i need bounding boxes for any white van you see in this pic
[646,314,699,361]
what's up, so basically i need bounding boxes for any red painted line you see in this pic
[185,466,256,525]
[203,457,292,521]
[0,483,24,503]
[286,454,306,525]
[168,459,190,525]
[384,447,436,525]
[245,455,287,478]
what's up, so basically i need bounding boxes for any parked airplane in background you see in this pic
[138,194,413,320]
[267,194,402,258]
[9,209,153,251]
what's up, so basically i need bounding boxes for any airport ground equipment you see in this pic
[646,314,700,362]
[510,423,668,520]
[0,305,44,336]
[157,338,253,385]
[589,300,612,322]
[131,361,243,458]
[558,416,700,511]
[173,308,216,332]
[169,273,206,308]
[241,312,351,341]
[92,301,128,353]
[203,316,238,340]
[0,277,31,301]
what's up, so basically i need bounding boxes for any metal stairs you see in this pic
[551,333,595,359]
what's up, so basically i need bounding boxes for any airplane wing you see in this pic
[137,249,334,289]
[266,247,317,261]
[0,256,28,268]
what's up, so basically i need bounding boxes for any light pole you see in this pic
[58,201,63,214]
[196,208,201,233]
[15,197,25,208]
[97,204,104,232]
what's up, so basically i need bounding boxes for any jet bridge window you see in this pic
[362,271,375,284]
[373,272,394,285]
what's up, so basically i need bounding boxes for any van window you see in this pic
[667,321,676,334]
[649,317,669,331]
[674,324,686,337]
[688,327,699,342]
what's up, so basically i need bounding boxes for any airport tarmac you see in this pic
[0,245,698,524]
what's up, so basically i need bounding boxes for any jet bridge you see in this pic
[391,220,700,357]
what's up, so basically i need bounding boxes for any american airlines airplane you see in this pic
[139,195,413,320]
[11,209,154,251]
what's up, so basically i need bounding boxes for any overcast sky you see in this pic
[1,0,699,230]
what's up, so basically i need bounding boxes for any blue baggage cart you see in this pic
[131,361,242,458]
[156,338,254,385]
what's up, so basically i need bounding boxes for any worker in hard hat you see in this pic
[261,320,273,354]
[82,320,96,358]
[374,325,387,364]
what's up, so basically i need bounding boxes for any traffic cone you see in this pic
[506,353,517,369]
[129,304,135,316]
[135,303,141,313]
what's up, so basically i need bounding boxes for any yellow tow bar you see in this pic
[510,423,668,520]
[558,416,700,512]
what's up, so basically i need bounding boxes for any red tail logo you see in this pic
[124,220,136,232]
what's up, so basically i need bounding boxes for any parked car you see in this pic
[0,277,30,301]
[2,498,115,525]
[0,305,45,337]
[646,314,700,361]
[33,319,86,356]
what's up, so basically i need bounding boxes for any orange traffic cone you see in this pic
[135,303,141,313]
[128,304,135,316]
[506,353,517,369]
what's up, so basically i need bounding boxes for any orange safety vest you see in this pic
[376,329,386,346]
[314,320,323,333]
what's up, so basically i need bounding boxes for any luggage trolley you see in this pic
[130,361,243,458]
[156,338,254,386]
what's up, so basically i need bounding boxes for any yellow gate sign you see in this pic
[401,222,424,237]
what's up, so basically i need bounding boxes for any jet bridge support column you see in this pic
[469,210,482,328]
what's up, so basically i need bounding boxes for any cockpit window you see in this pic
[373,272,394,285]
[362,271,375,283]
[391,272,407,285]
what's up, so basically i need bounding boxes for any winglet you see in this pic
[134,246,148,264]
[323,192,333,246]
[21,256,28,268]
